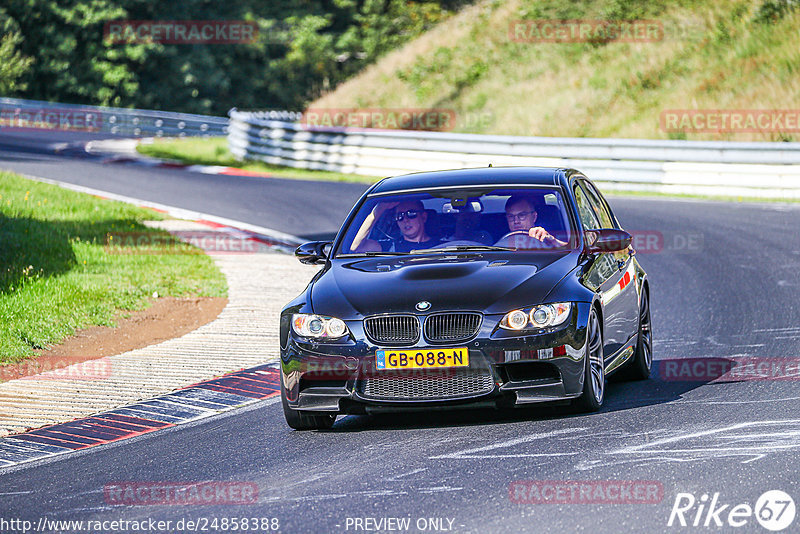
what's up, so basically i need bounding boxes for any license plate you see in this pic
[375,347,469,370]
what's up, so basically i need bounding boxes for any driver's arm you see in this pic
[528,226,568,246]
[349,202,397,252]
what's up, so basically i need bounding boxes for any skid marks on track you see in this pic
[422,419,800,470]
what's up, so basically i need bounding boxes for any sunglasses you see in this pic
[395,210,420,221]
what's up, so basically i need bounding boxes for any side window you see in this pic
[580,180,615,229]
[573,183,601,230]
[575,181,616,288]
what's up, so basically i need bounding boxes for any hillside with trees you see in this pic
[0,0,468,115]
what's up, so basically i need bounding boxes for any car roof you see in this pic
[369,167,568,194]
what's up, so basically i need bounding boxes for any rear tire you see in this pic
[280,379,336,431]
[572,309,604,412]
[615,289,653,381]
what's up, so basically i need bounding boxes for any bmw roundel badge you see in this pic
[416,301,432,311]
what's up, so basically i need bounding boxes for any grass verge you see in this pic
[0,171,227,365]
[137,137,379,184]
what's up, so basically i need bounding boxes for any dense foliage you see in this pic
[0,0,468,115]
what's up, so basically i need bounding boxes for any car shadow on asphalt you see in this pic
[324,359,728,432]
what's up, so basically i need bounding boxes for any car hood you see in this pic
[310,252,578,317]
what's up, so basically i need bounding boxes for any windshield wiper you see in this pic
[337,251,410,257]
[410,245,515,253]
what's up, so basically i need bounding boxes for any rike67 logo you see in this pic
[668,490,796,531]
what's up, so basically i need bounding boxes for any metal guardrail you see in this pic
[0,97,228,137]
[229,109,800,198]
[3,98,798,198]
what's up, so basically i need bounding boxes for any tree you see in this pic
[0,9,33,94]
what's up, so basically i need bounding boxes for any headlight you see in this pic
[500,309,530,330]
[292,314,350,339]
[500,303,572,331]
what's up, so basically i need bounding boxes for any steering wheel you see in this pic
[494,231,548,249]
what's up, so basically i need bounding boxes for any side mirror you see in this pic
[586,229,632,253]
[295,241,331,265]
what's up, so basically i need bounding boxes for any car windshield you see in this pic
[336,187,576,257]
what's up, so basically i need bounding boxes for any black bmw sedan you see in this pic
[279,167,652,430]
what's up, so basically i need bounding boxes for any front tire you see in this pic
[572,308,604,412]
[280,379,336,431]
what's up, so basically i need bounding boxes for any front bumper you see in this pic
[280,303,591,414]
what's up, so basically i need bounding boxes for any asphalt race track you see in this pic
[2,130,800,532]
[0,129,367,242]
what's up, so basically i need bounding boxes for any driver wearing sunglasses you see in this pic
[350,200,442,253]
